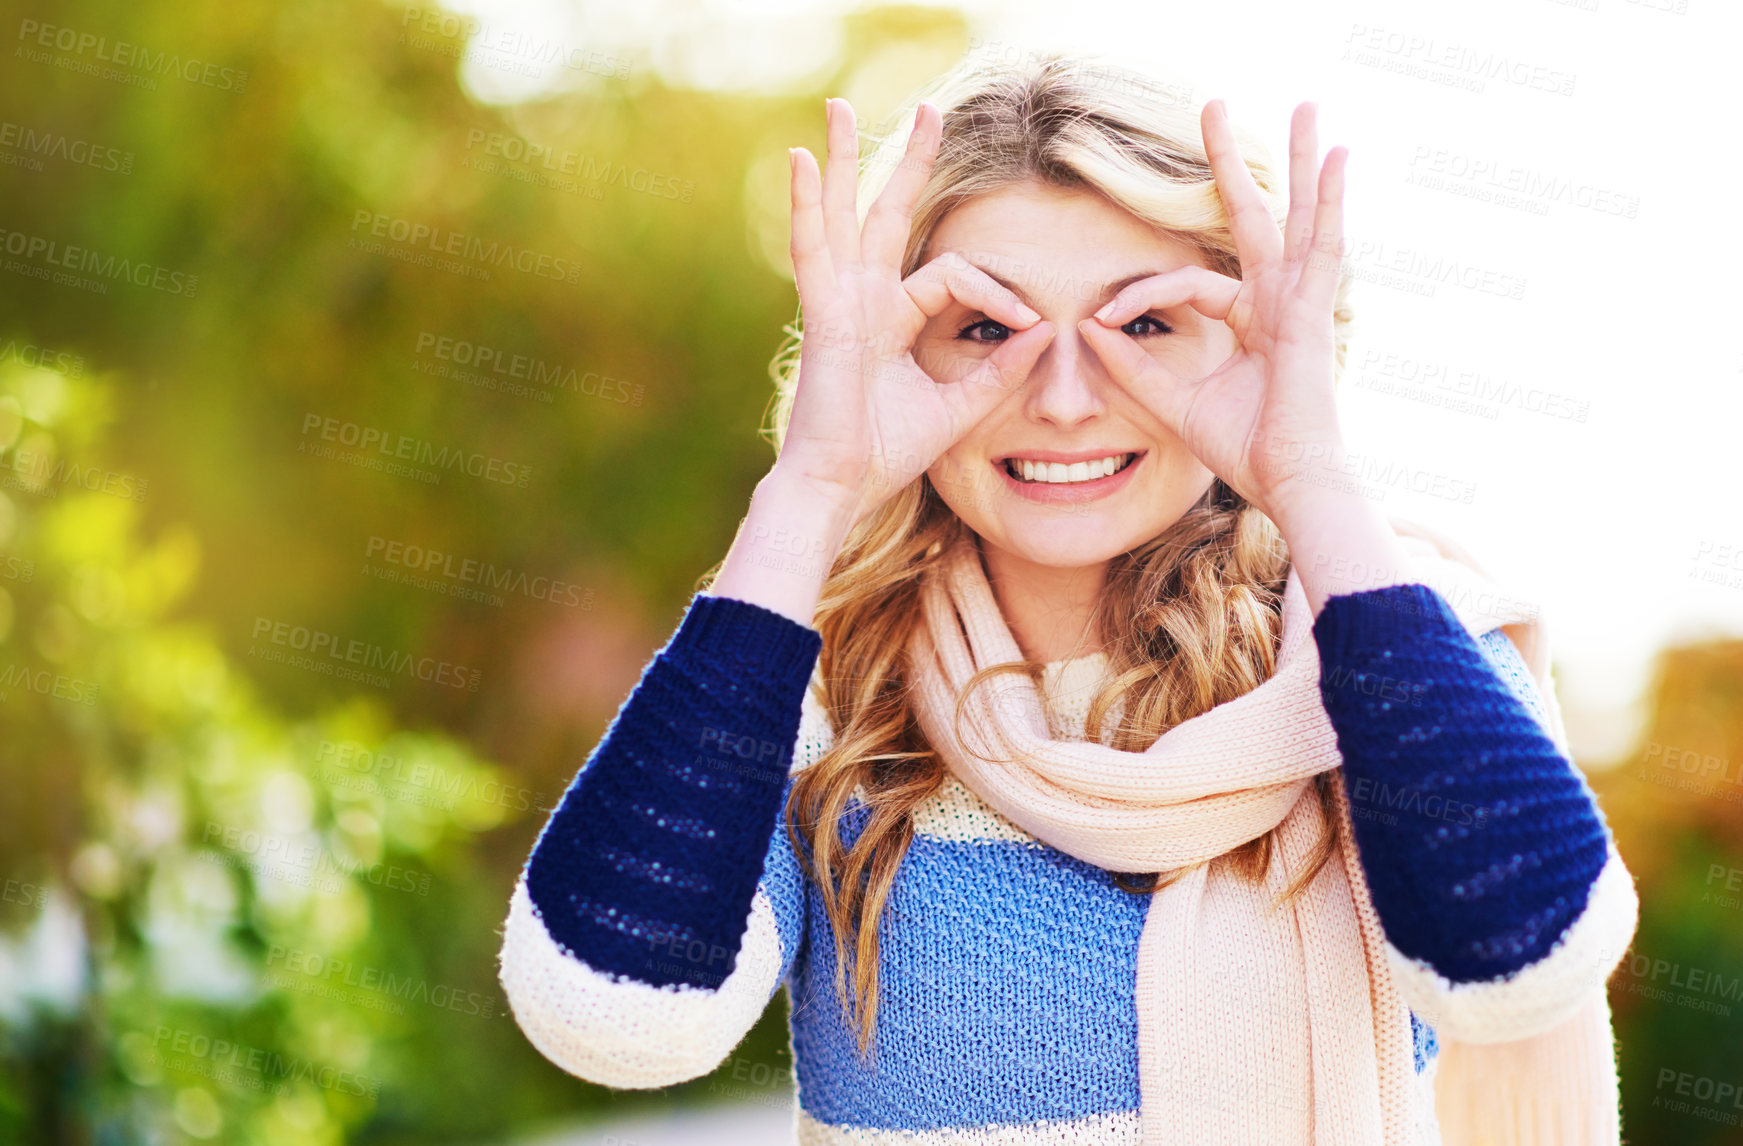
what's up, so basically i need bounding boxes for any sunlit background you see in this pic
[0,0,1739,1142]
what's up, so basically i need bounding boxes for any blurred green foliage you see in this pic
[1593,643,1743,1146]
[0,0,1737,1143]
[0,0,978,1140]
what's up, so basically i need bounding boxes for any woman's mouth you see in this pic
[994,450,1145,503]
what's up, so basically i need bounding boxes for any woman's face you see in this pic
[914,179,1237,570]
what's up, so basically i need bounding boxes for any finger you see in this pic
[1075,317,1192,438]
[905,253,1041,331]
[821,98,862,273]
[935,321,1056,425]
[1299,146,1348,312]
[861,102,942,274]
[1201,99,1283,272]
[1093,265,1240,328]
[788,147,835,306]
[1282,102,1319,263]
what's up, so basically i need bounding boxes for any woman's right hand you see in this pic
[775,97,1057,532]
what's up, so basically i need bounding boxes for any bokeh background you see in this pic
[1,0,1740,1142]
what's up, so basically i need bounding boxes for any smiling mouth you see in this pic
[1000,452,1138,485]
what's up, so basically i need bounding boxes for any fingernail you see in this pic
[1018,303,1040,323]
[1094,301,1114,321]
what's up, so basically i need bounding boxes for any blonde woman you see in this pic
[499,54,1638,1145]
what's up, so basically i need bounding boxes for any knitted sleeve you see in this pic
[1313,583,1638,1044]
[497,593,822,1087]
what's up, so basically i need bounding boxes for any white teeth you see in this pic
[1007,453,1134,484]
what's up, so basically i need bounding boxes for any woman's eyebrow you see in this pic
[969,264,1165,309]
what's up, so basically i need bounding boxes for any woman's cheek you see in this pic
[914,341,979,385]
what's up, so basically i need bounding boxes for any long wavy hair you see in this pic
[731,51,1356,1056]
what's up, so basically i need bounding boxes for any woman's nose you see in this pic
[1021,326,1107,428]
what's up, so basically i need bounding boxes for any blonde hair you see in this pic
[744,51,1355,1056]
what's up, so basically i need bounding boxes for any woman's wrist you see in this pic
[1267,475,1416,617]
[702,464,858,628]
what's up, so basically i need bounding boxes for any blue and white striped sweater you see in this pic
[500,585,1637,1143]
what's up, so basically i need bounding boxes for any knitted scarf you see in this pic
[905,523,1617,1145]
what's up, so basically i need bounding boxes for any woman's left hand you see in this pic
[1076,100,1349,524]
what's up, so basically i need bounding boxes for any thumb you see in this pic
[934,321,1055,432]
[1075,318,1193,440]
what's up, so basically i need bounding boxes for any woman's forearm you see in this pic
[1273,467,1620,988]
[704,465,859,627]
[520,469,844,988]
[1268,464,1415,618]
[1310,577,1615,985]
[523,591,821,988]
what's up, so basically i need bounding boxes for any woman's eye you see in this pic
[955,318,1010,344]
[1122,313,1173,338]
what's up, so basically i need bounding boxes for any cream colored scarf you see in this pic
[905,524,1617,1145]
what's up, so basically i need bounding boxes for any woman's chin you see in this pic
[976,514,1152,570]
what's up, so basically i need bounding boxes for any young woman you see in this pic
[498,54,1638,1145]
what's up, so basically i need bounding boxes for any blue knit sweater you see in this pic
[498,582,1634,1143]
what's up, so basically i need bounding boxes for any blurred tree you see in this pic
[0,0,972,1140]
[1592,641,1743,1146]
